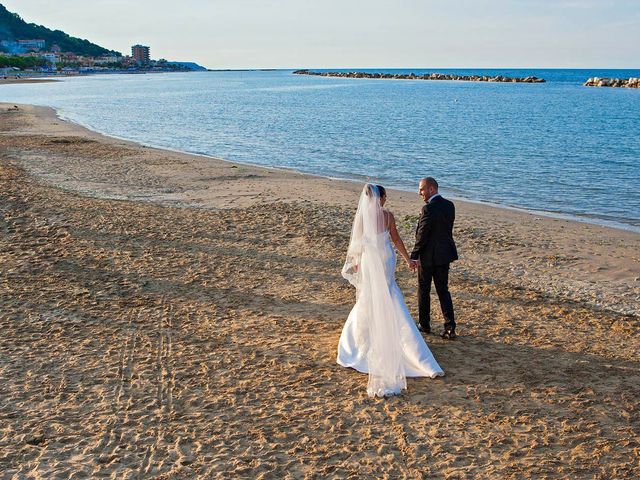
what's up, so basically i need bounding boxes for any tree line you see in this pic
[0,55,46,70]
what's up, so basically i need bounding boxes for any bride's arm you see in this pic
[387,212,412,266]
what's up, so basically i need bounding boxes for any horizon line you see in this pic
[203,66,640,71]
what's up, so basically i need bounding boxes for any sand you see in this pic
[1,102,639,479]
[0,77,58,85]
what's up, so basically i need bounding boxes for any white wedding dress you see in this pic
[338,184,444,397]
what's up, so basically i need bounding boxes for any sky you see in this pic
[2,0,639,69]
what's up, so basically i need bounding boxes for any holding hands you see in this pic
[407,259,420,271]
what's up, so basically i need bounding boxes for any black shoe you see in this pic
[440,330,457,340]
[418,325,431,335]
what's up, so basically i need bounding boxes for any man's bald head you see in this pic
[419,177,439,202]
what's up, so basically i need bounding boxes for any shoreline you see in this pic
[0,77,59,85]
[9,99,640,236]
[1,101,639,478]
[0,70,204,85]
[2,102,639,318]
[54,104,639,234]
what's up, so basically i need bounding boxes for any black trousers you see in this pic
[418,263,455,332]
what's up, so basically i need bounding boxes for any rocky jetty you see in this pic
[293,70,546,83]
[583,77,640,88]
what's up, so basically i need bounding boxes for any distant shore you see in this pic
[0,76,58,85]
[0,69,207,86]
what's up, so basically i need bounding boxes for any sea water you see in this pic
[1,69,639,230]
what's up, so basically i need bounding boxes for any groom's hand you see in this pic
[408,259,419,271]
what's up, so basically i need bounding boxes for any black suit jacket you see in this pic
[410,195,458,266]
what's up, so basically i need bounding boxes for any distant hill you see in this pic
[167,61,207,71]
[0,3,120,56]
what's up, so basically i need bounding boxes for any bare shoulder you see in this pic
[383,209,396,225]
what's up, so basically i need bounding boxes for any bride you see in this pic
[338,184,444,397]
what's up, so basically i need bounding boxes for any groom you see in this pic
[409,177,458,339]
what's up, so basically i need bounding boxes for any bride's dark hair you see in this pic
[365,184,386,198]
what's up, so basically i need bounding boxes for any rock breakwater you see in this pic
[583,77,640,88]
[293,70,546,83]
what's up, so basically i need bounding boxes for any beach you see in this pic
[1,102,639,478]
[0,77,58,85]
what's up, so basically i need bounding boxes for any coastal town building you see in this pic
[18,39,46,51]
[1,39,46,54]
[132,45,150,64]
[94,55,122,65]
[1,40,200,74]
[41,53,58,64]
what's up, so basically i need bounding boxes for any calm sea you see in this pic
[1,69,639,230]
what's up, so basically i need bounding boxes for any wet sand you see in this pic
[0,77,58,85]
[1,103,639,478]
